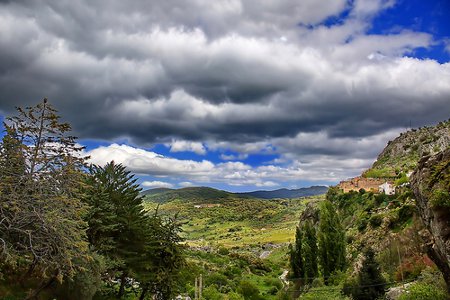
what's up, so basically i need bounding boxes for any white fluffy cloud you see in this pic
[85,143,377,187]
[142,181,174,188]
[85,144,214,176]
[168,140,206,155]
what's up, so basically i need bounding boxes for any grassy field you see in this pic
[143,195,323,248]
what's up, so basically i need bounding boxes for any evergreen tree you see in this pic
[318,200,346,284]
[86,161,185,299]
[343,248,386,300]
[302,220,318,284]
[85,161,149,298]
[290,226,304,279]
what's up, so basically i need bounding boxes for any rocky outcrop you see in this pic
[367,120,450,176]
[411,148,450,292]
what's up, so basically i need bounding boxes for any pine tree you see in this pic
[318,200,346,284]
[85,161,149,298]
[85,161,185,299]
[302,220,318,284]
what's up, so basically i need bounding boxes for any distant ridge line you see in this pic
[140,185,328,200]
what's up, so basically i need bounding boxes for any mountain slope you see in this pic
[237,186,328,199]
[364,120,450,178]
[142,186,251,203]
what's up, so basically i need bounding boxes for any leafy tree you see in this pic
[343,248,386,300]
[137,212,185,300]
[318,200,346,284]
[0,99,89,298]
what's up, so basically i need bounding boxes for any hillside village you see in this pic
[338,176,396,195]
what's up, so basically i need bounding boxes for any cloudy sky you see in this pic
[1,0,449,191]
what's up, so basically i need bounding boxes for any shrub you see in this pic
[227,292,244,300]
[237,280,264,300]
[431,189,450,208]
[342,248,386,300]
[218,247,230,255]
[397,282,447,300]
[395,255,435,281]
[300,286,350,300]
[203,285,224,300]
[369,214,383,228]
[357,213,369,232]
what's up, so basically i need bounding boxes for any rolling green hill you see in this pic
[142,186,251,204]
[141,185,328,203]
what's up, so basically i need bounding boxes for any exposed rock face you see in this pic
[367,120,450,176]
[411,148,450,291]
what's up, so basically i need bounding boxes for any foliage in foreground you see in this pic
[0,100,184,299]
[342,248,386,300]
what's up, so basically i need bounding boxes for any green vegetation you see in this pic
[363,120,449,178]
[342,248,386,300]
[144,189,323,299]
[318,200,346,284]
[0,100,184,300]
[398,281,447,300]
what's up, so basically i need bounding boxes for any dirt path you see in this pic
[259,250,272,259]
[279,269,289,287]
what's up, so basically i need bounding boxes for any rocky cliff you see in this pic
[364,120,450,178]
[411,148,450,292]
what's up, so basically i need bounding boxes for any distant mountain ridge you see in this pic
[236,186,328,199]
[141,185,328,203]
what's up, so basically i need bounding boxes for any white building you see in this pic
[379,182,395,195]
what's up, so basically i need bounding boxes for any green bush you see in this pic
[397,282,447,300]
[203,285,224,300]
[431,189,450,208]
[237,280,264,300]
[369,214,383,228]
[357,213,369,232]
[300,286,350,300]
[227,291,244,300]
[218,247,230,255]
[398,204,415,224]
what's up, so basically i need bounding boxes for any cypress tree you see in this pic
[302,220,318,283]
[290,226,304,279]
[318,200,346,284]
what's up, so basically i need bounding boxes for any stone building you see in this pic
[338,176,386,193]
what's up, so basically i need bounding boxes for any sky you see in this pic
[0,0,449,192]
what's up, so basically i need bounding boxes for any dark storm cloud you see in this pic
[0,0,449,165]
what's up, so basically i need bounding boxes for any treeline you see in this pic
[0,100,184,299]
[289,198,386,300]
[289,200,346,285]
